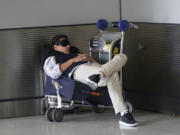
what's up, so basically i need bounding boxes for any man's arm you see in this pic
[44,54,95,79]
[60,54,95,72]
[59,58,74,72]
[43,56,62,79]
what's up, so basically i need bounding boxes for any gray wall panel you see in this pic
[0,0,120,29]
[0,99,43,118]
[123,23,180,114]
[0,30,43,99]
[122,0,180,24]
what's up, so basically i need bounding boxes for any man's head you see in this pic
[51,34,71,54]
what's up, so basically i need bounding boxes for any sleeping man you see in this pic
[43,34,138,127]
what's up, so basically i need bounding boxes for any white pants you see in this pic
[73,53,128,114]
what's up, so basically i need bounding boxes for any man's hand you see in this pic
[72,54,95,63]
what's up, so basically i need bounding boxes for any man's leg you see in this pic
[107,72,138,127]
[101,53,127,77]
[86,53,127,89]
[74,54,127,89]
[73,63,127,112]
[73,62,102,85]
[106,72,128,114]
[73,62,138,127]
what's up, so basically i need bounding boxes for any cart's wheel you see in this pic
[92,105,105,113]
[125,101,133,113]
[46,108,54,122]
[53,108,64,122]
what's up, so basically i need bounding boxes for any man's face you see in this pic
[54,38,71,54]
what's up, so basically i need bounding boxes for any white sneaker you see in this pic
[86,74,101,90]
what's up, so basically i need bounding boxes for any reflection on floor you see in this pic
[0,109,180,135]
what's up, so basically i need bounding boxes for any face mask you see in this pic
[59,39,70,47]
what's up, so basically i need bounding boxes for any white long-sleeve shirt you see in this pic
[43,56,62,79]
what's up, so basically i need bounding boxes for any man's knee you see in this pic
[113,53,127,67]
[116,53,127,62]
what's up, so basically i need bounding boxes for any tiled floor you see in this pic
[0,109,180,135]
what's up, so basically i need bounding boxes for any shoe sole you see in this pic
[119,121,138,127]
[87,81,97,90]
